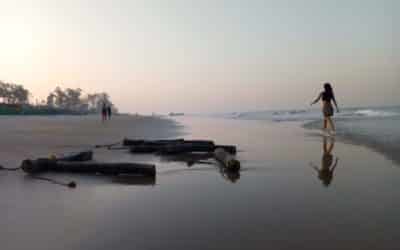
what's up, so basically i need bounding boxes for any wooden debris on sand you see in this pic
[126,138,237,155]
[54,151,93,162]
[214,148,241,171]
[123,138,185,146]
[21,159,156,177]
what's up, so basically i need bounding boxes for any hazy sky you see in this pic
[0,0,398,113]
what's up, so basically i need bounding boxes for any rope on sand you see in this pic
[30,176,76,188]
[0,164,76,188]
[0,165,20,171]
[94,142,121,149]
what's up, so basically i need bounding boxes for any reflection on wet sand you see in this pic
[160,153,240,183]
[218,167,240,183]
[160,152,214,167]
[112,175,156,186]
[23,172,157,188]
[310,136,339,187]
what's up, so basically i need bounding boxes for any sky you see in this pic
[0,0,399,114]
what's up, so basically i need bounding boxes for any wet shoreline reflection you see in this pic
[310,136,339,187]
[160,153,240,183]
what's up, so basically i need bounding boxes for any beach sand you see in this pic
[0,115,181,167]
[1,116,399,250]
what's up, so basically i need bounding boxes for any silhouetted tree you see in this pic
[0,81,29,104]
[46,93,56,107]
[45,87,117,114]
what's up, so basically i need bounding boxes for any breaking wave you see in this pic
[225,107,400,122]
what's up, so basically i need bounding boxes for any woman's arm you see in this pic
[332,95,339,112]
[310,93,322,105]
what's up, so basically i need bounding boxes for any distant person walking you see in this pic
[102,103,107,122]
[311,83,339,135]
[107,106,112,120]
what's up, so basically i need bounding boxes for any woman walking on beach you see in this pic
[311,83,339,135]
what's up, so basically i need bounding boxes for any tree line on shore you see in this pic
[0,80,117,114]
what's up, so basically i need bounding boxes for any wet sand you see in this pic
[1,116,400,250]
[0,115,181,167]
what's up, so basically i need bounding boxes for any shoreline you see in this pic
[303,118,400,167]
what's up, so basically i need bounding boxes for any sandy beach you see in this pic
[1,115,399,250]
[0,115,181,167]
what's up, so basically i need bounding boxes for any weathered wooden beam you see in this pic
[55,151,93,162]
[123,138,215,146]
[130,145,165,153]
[214,145,237,155]
[160,143,215,154]
[95,142,121,149]
[123,138,185,146]
[129,143,237,155]
[124,138,237,156]
[214,148,240,171]
[21,159,156,177]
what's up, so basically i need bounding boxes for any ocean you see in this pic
[212,106,400,166]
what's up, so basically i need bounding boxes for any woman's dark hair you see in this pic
[324,82,334,97]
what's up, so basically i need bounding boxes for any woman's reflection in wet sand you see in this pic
[310,136,339,187]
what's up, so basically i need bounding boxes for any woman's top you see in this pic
[322,91,334,103]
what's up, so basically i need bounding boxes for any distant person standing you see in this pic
[311,83,339,135]
[102,103,107,122]
[107,106,112,120]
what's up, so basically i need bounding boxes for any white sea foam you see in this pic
[220,107,400,122]
[352,109,398,117]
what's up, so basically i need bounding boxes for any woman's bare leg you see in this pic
[326,137,335,153]
[323,136,328,153]
[323,118,328,130]
[327,117,335,132]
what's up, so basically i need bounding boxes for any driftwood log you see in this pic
[123,139,185,146]
[219,167,241,183]
[129,143,215,154]
[21,159,156,177]
[214,148,241,171]
[164,144,236,154]
[129,144,165,153]
[124,139,213,147]
[95,142,121,149]
[214,145,237,155]
[127,139,237,155]
[55,151,93,162]
[159,143,215,154]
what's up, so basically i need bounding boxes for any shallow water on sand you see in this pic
[2,117,400,250]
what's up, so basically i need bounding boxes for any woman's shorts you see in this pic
[323,104,334,117]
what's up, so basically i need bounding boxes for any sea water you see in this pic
[210,106,400,165]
